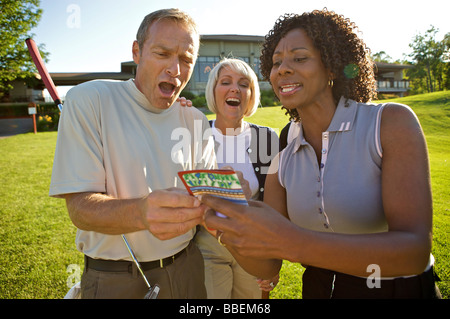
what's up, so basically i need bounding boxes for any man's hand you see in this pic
[141,188,207,240]
[65,189,206,238]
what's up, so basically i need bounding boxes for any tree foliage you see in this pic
[407,26,449,94]
[0,0,47,100]
[372,51,393,63]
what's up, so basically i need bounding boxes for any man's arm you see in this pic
[65,188,207,240]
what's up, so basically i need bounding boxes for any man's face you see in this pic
[133,19,199,109]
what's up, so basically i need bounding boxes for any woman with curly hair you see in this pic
[200,9,441,298]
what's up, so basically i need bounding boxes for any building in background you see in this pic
[186,34,272,94]
[9,34,412,103]
[375,62,412,97]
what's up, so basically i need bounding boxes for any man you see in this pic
[49,9,216,299]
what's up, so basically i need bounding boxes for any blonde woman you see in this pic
[195,58,280,298]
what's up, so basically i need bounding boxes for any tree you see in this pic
[442,32,450,90]
[407,25,446,93]
[372,51,393,63]
[0,0,48,101]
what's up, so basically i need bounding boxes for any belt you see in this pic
[85,247,186,273]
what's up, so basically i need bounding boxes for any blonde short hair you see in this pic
[205,58,260,117]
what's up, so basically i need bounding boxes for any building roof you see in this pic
[201,34,265,42]
[50,72,133,86]
[374,61,413,74]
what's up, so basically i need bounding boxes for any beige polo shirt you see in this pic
[50,79,216,261]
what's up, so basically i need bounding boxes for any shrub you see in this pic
[260,90,279,106]
[192,95,207,108]
[37,112,60,131]
[180,90,196,101]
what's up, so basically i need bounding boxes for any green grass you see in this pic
[385,92,450,299]
[0,133,83,298]
[1,91,448,299]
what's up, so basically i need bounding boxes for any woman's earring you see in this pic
[328,79,334,88]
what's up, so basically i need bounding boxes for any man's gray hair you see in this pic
[136,8,199,51]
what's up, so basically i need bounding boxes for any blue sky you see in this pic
[31,0,448,75]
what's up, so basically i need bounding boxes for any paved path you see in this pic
[0,118,34,139]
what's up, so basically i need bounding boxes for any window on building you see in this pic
[193,56,220,83]
[252,59,263,80]
[193,55,264,83]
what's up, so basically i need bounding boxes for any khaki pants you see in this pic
[194,227,262,299]
[80,241,206,299]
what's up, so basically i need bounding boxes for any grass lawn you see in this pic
[0,91,448,299]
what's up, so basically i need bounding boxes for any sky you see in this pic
[31,0,449,96]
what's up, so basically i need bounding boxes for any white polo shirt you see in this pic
[50,79,216,261]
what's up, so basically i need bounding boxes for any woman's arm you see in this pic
[276,103,432,276]
[203,103,433,278]
[299,104,431,276]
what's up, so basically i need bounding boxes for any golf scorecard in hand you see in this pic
[178,169,248,217]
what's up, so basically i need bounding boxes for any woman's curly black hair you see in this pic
[260,8,377,122]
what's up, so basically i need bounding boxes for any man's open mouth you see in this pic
[159,82,176,97]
